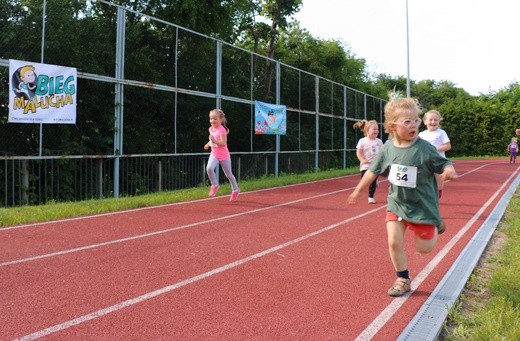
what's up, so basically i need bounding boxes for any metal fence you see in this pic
[0,0,386,207]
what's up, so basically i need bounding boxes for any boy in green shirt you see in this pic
[348,94,458,297]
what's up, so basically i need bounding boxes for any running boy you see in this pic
[347,94,458,297]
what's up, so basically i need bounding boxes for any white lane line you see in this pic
[15,206,387,341]
[354,164,514,340]
[0,175,355,232]
[0,163,490,267]
[9,162,497,339]
[1,186,350,267]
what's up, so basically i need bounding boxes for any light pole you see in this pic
[405,0,411,97]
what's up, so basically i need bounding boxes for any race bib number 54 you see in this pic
[388,164,417,188]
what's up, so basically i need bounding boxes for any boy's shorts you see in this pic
[385,211,436,240]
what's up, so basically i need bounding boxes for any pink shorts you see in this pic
[385,211,436,240]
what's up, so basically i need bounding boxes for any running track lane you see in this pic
[0,159,518,340]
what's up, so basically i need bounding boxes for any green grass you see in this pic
[444,189,520,340]
[0,167,357,227]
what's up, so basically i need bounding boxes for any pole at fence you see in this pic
[275,62,281,177]
[38,0,47,157]
[113,6,126,198]
[314,76,319,171]
[343,86,347,169]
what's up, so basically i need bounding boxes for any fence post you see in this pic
[275,62,281,177]
[202,158,206,185]
[22,159,29,203]
[237,156,241,182]
[158,159,162,192]
[113,6,126,199]
[96,159,103,199]
[343,86,347,169]
[315,75,319,171]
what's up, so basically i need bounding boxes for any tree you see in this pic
[235,0,302,102]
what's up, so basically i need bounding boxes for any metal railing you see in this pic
[0,1,384,206]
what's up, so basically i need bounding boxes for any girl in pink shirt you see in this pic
[353,119,383,203]
[203,109,240,201]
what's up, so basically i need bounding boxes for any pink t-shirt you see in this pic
[209,125,231,161]
[356,137,383,171]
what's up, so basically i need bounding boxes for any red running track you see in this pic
[1,159,518,340]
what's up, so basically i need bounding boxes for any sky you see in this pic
[294,0,520,95]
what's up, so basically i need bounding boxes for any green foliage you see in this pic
[2,0,520,207]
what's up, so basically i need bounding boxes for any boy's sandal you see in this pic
[387,277,411,297]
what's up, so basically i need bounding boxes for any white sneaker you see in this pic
[368,197,376,204]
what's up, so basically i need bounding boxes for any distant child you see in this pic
[418,110,451,198]
[347,94,458,297]
[353,120,383,203]
[508,137,518,163]
[203,108,240,201]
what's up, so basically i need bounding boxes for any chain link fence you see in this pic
[0,0,386,206]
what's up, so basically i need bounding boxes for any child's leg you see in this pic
[386,220,408,272]
[386,220,412,296]
[206,156,220,186]
[220,159,239,192]
[368,176,378,198]
[413,232,438,253]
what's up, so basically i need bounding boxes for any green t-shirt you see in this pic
[369,137,452,226]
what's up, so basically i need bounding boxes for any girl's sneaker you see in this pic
[229,190,240,202]
[209,185,219,197]
[368,197,376,204]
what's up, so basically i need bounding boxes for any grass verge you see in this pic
[442,188,520,340]
[0,167,356,227]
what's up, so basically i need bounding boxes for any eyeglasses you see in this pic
[393,118,422,127]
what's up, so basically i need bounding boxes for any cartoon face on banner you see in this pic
[254,101,287,135]
[8,59,77,124]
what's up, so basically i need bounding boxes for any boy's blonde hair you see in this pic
[383,94,422,137]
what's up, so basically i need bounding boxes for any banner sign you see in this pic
[254,100,287,135]
[8,59,77,124]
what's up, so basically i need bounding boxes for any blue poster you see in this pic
[254,101,286,135]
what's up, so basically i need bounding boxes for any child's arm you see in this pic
[356,148,367,165]
[348,170,378,204]
[437,141,451,153]
[440,165,458,182]
[209,132,227,146]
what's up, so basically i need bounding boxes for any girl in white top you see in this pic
[354,120,383,203]
[418,110,451,197]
